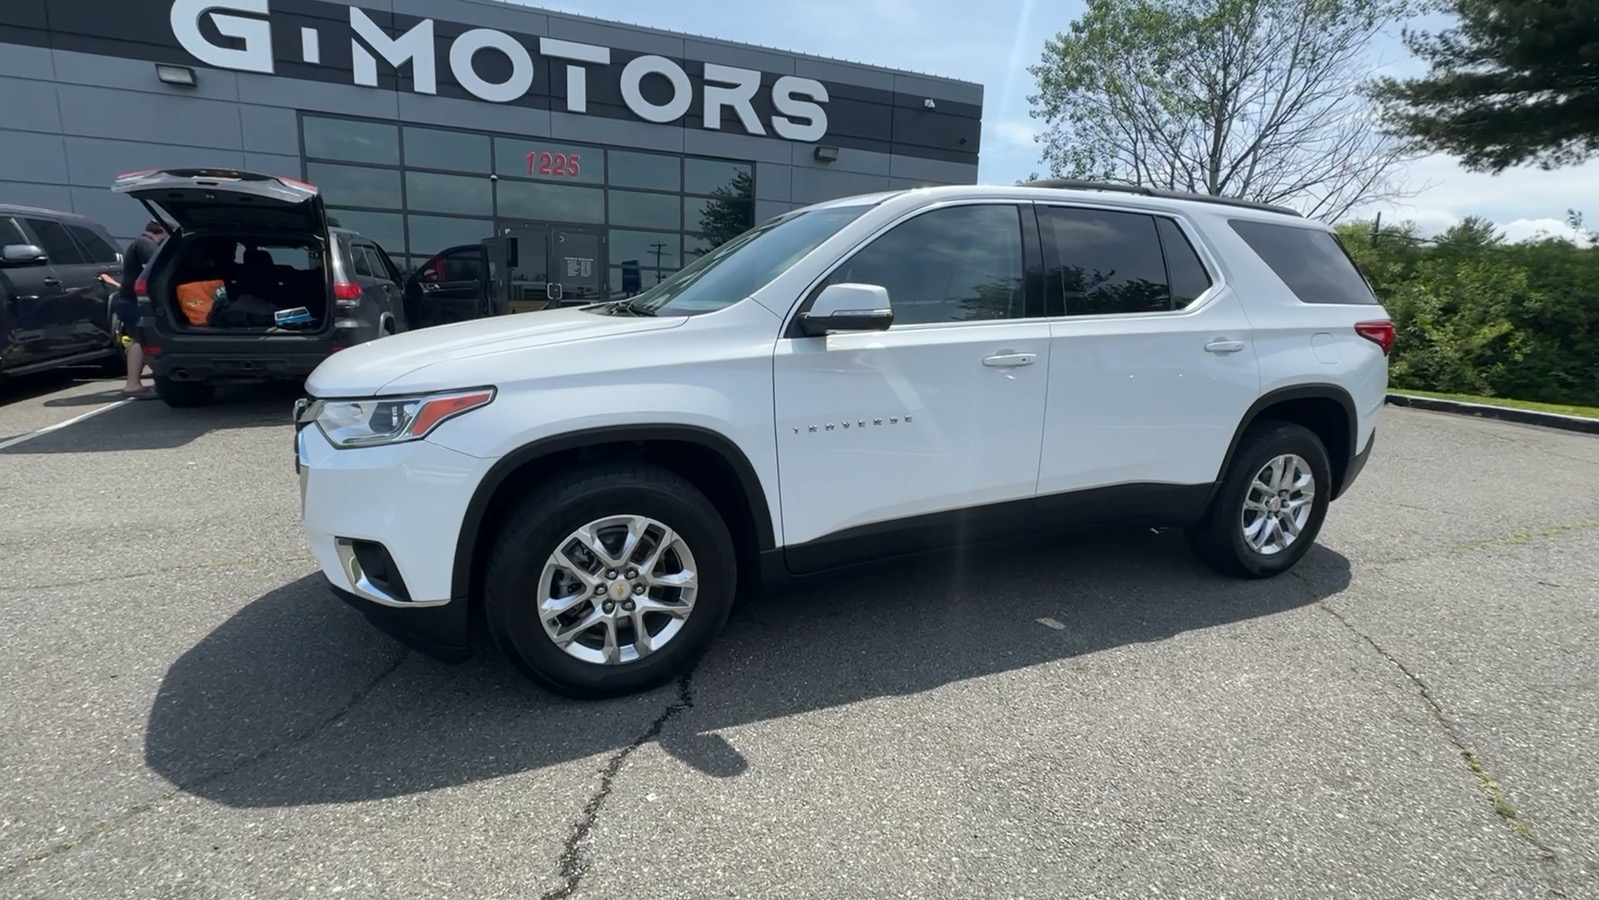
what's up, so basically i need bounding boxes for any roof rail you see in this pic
[1022,179,1304,218]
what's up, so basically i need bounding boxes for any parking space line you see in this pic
[0,398,133,451]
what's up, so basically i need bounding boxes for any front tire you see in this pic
[484,462,738,700]
[1186,419,1332,579]
[153,376,216,408]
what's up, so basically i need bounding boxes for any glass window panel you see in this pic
[303,116,399,165]
[406,171,493,216]
[407,215,493,256]
[65,224,120,263]
[1041,206,1171,316]
[496,180,605,224]
[306,163,402,210]
[493,137,604,184]
[327,208,405,256]
[610,266,671,296]
[684,232,717,262]
[684,157,752,195]
[686,195,754,245]
[1228,218,1378,305]
[609,190,681,230]
[22,218,87,265]
[823,204,1026,326]
[609,150,680,191]
[609,230,681,270]
[403,126,491,172]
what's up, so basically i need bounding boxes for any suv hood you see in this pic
[305,306,686,397]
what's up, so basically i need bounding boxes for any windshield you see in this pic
[612,204,874,317]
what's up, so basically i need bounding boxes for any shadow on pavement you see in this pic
[0,381,301,454]
[147,524,1349,805]
[0,367,112,407]
[145,528,1350,808]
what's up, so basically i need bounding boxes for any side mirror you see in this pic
[1,244,48,266]
[798,283,894,337]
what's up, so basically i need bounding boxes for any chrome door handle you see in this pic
[1204,339,1246,354]
[983,351,1036,368]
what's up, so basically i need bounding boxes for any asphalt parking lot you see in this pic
[1,368,1595,900]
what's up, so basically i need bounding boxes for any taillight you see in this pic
[133,277,148,299]
[330,344,348,353]
[333,282,362,307]
[1355,320,1395,356]
[141,345,161,356]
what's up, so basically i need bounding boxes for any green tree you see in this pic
[1027,0,1416,219]
[694,169,756,255]
[1371,0,1599,173]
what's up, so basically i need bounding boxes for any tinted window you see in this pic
[403,126,491,172]
[611,230,681,271]
[822,204,1026,326]
[368,244,402,281]
[608,190,681,230]
[1041,207,1170,316]
[407,215,493,256]
[684,158,751,195]
[1229,219,1378,304]
[66,224,119,263]
[1156,218,1213,309]
[417,247,483,283]
[22,218,87,265]
[327,209,404,256]
[307,163,402,209]
[303,116,399,165]
[346,240,374,277]
[0,218,27,245]
[609,150,680,191]
[406,171,492,216]
[496,180,604,224]
[493,138,603,184]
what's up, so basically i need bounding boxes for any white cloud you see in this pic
[1349,154,1599,240]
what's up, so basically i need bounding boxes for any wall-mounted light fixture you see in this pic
[923,98,936,109]
[813,145,839,163]
[155,63,198,87]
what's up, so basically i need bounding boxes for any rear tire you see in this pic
[1186,419,1331,579]
[154,376,215,408]
[483,462,737,700]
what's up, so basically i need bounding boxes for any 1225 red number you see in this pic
[526,151,582,177]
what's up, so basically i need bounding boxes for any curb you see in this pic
[1386,392,1599,435]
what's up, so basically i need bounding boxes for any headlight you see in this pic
[310,388,495,448]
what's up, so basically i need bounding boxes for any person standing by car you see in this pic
[98,219,167,400]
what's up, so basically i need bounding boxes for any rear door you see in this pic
[405,244,488,329]
[345,237,404,332]
[62,220,124,348]
[1033,204,1262,498]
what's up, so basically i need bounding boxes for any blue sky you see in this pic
[538,0,1599,242]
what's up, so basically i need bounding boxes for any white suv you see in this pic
[294,181,1392,699]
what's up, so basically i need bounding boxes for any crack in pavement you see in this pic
[0,648,409,882]
[541,673,697,900]
[1296,571,1568,898]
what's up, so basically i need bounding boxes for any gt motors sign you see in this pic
[169,0,831,141]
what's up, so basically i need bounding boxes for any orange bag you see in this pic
[176,279,225,326]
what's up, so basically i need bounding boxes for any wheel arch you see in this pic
[450,424,778,603]
[1213,384,1359,500]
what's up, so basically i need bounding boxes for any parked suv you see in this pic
[295,181,1392,699]
[109,169,408,408]
[1,204,126,385]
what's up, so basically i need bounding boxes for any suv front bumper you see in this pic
[296,414,493,660]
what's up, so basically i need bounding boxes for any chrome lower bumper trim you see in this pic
[332,538,452,609]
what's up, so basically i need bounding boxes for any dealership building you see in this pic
[1,0,984,295]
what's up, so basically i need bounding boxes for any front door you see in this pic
[501,223,606,313]
[406,243,490,329]
[771,202,1051,573]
